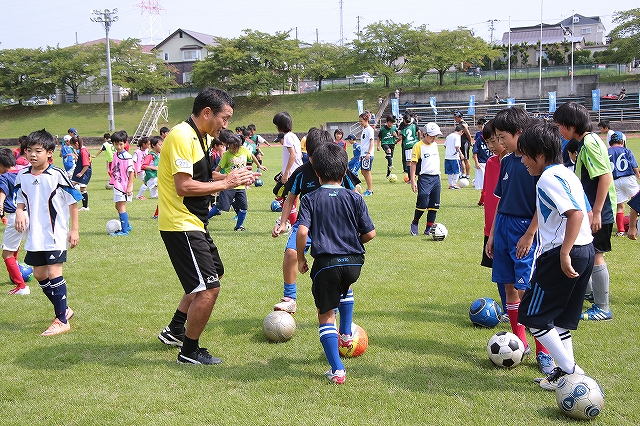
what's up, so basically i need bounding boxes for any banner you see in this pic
[467,95,475,116]
[507,98,515,107]
[429,97,437,115]
[548,91,557,113]
[357,99,364,115]
[591,90,600,111]
[391,98,400,119]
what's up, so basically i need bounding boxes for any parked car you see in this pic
[0,97,18,105]
[351,72,374,84]
[24,96,51,106]
[301,82,319,93]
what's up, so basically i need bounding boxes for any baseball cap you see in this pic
[68,127,78,135]
[273,132,285,143]
[423,123,442,137]
[609,133,622,144]
[63,135,72,141]
[345,134,357,141]
[453,111,463,118]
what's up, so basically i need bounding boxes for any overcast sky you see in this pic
[0,0,637,49]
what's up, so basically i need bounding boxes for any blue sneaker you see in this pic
[110,230,130,236]
[410,222,418,236]
[581,304,613,321]
[362,190,373,196]
[536,351,556,375]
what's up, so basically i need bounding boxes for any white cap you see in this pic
[63,135,72,141]
[423,122,442,136]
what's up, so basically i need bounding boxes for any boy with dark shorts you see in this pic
[296,143,376,384]
[516,121,595,390]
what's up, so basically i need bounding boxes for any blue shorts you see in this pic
[359,156,373,171]
[491,213,537,289]
[519,244,594,330]
[416,174,441,210]
[444,159,460,175]
[348,157,360,174]
[285,222,311,253]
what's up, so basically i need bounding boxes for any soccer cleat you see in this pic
[136,195,146,200]
[581,304,613,321]
[424,226,432,236]
[158,326,184,347]
[536,351,556,375]
[274,297,297,313]
[410,222,418,236]
[523,345,532,357]
[325,369,346,384]
[339,333,353,348]
[499,313,510,323]
[110,230,130,236]
[448,185,460,190]
[41,318,70,336]
[78,207,90,211]
[234,226,246,231]
[65,307,74,321]
[8,285,30,295]
[536,367,568,391]
[584,291,594,303]
[177,347,222,365]
[362,190,373,196]
[616,232,626,237]
[152,215,158,219]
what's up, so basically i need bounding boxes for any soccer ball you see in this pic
[429,223,448,241]
[338,323,368,358]
[354,184,363,194]
[275,217,292,235]
[106,219,122,234]
[10,262,34,284]
[105,182,114,190]
[263,311,296,343]
[556,373,605,420]
[387,173,398,183]
[254,178,263,187]
[487,331,525,368]
[469,297,503,328]
[270,199,283,212]
[458,177,470,187]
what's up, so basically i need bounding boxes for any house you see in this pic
[152,29,218,85]
[557,14,606,45]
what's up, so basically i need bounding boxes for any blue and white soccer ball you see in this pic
[556,373,605,420]
[270,199,283,212]
[469,297,503,328]
[254,178,264,187]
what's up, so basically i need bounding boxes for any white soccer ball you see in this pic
[105,182,114,190]
[263,311,296,343]
[458,177,470,187]
[487,331,525,368]
[106,219,121,234]
[387,173,398,183]
[555,373,605,420]
[275,218,292,235]
[429,223,448,241]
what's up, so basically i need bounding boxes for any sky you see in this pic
[0,0,637,50]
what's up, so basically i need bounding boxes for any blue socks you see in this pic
[49,276,68,323]
[207,206,221,219]
[339,288,354,336]
[119,212,131,232]
[236,209,247,229]
[283,283,297,299]
[319,323,344,373]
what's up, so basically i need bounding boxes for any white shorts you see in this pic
[2,213,28,252]
[474,163,486,190]
[113,189,132,203]
[146,177,158,198]
[614,175,640,204]
[404,149,413,163]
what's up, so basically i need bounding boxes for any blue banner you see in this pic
[430,97,437,115]
[507,98,515,107]
[548,91,557,113]
[357,99,364,115]
[468,95,475,115]
[391,98,399,119]
[592,90,600,111]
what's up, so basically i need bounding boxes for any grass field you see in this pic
[0,136,639,425]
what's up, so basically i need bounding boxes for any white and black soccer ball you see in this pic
[263,311,296,343]
[556,373,605,420]
[429,223,448,241]
[487,331,525,368]
[387,173,398,183]
[105,182,114,190]
[469,297,503,328]
[106,219,121,234]
[458,177,470,188]
[275,217,292,235]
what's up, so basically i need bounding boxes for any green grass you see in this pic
[0,136,639,424]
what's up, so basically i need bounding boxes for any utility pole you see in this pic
[91,8,118,132]
[487,19,499,45]
[339,0,344,46]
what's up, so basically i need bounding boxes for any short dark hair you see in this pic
[273,112,292,133]
[402,113,411,122]
[111,130,128,143]
[477,117,487,125]
[386,115,396,123]
[482,119,495,141]
[150,135,163,148]
[71,136,84,149]
[138,136,150,147]
[160,126,170,134]
[306,128,333,158]
[566,138,580,154]
[218,129,243,150]
[553,102,592,135]
[517,120,562,165]
[26,129,56,151]
[493,107,531,135]
[312,143,347,182]
[247,124,257,131]
[104,133,111,139]
[334,129,344,138]
[192,87,234,117]
[0,148,16,168]
[18,136,28,154]
[597,120,610,129]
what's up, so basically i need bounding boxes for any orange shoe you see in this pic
[41,318,70,336]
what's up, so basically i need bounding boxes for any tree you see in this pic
[0,48,56,104]
[607,8,640,63]
[298,42,348,91]
[546,42,566,65]
[46,44,102,103]
[407,28,498,86]
[519,42,530,67]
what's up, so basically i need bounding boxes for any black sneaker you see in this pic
[177,347,222,365]
[158,326,184,347]
[535,367,568,390]
[234,226,246,231]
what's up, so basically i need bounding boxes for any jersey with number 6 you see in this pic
[608,145,638,180]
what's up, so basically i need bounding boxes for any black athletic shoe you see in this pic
[158,326,184,347]
[177,347,222,365]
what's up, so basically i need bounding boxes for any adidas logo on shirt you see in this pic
[503,172,509,181]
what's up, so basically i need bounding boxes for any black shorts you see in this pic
[592,223,612,253]
[25,250,67,266]
[518,244,594,330]
[481,235,493,268]
[216,188,248,212]
[382,144,395,157]
[310,254,364,314]
[461,139,471,160]
[160,230,223,294]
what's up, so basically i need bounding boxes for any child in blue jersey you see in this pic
[14,129,83,336]
[472,118,491,197]
[346,134,360,175]
[516,121,595,390]
[60,135,76,179]
[608,133,640,236]
[109,130,134,236]
[554,102,616,321]
[272,129,360,314]
[486,108,555,375]
[0,148,29,295]
[296,142,376,384]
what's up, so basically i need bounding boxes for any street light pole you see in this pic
[91,9,118,132]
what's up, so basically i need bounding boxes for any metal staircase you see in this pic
[131,97,168,145]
